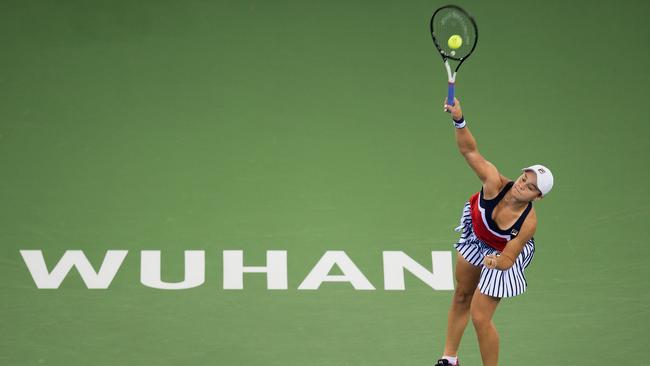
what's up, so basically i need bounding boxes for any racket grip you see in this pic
[447,82,455,106]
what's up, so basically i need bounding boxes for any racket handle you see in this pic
[447,82,455,106]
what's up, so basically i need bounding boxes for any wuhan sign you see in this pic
[19,250,455,291]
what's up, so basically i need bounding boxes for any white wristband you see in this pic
[453,118,466,129]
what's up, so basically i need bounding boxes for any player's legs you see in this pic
[442,252,481,356]
[470,291,501,366]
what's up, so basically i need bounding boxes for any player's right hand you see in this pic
[443,97,463,121]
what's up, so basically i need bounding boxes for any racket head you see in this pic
[430,5,478,65]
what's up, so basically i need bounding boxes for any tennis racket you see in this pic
[429,5,478,106]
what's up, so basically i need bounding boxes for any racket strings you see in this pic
[431,7,476,60]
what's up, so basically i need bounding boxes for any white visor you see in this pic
[522,164,554,196]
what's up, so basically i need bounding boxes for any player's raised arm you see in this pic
[443,98,503,191]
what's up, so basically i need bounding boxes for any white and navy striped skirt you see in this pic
[454,201,535,298]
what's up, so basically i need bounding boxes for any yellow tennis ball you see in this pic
[448,35,463,49]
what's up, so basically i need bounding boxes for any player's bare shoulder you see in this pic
[482,171,509,199]
[521,207,538,235]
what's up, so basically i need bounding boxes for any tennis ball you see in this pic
[448,35,463,49]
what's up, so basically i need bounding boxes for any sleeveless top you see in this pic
[468,181,533,251]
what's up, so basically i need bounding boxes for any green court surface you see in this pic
[1,0,648,365]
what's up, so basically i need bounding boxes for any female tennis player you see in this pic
[435,98,554,366]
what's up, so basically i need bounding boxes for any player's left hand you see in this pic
[483,254,498,269]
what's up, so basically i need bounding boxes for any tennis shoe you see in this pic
[435,358,459,366]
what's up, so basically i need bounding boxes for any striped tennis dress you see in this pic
[454,181,535,298]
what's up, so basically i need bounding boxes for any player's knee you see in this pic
[452,288,474,306]
[470,309,490,330]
